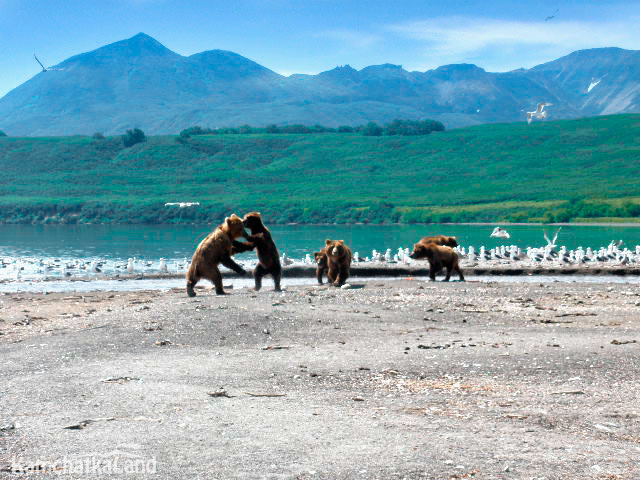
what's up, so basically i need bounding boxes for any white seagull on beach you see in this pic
[527,102,552,124]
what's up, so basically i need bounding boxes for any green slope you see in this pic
[1,114,640,224]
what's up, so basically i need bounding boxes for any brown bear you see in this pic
[409,241,464,281]
[316,239,352,286]
[420,235,459,248]
[314,247,329,285]
[231,212,282,291]
[186,214,248,297]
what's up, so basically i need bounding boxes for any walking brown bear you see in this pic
[409,241,464,281]
[232,212,282,291]
[186,214,248,297]
[419,235,459,248]
[315,239,351,286]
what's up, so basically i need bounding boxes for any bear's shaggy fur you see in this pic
[314,247,329,285]
[186,214,248,296]
[420,235,459,248]
[317,239,352,286]
[232,212,282,291]
[409,241,464,281]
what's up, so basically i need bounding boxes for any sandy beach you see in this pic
[1,277,640,479]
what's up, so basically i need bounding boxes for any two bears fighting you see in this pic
[186,212,281,296]
[186,214,464,296]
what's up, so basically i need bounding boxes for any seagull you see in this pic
[587,78,601,93]
[34,54,47,72]
[33,54,64,72]
[527,103,553,124]
[545,9,559,21]
[164,202,200,208]
[490,227,511,239]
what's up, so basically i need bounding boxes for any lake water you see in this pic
[1,224,640,262]
[2,223,640,285]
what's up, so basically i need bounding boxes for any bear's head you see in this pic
[443,236,459,248]
[314,250,326,263]
[242,212,265,232]
[409,242,435,260]
[325,239,347,258]
[222,214,246,239]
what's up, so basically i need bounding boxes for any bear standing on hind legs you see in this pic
[231,212,282,291]
[186,214,248,297]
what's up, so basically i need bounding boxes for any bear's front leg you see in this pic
[327,263,338,285]
[231,240,255,255]
[334,264,349,286]
[210,267,226,295]
[220,255,247,276]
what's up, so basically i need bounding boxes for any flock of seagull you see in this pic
[2,230,640,282]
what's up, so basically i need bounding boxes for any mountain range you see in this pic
[1,33,639,136]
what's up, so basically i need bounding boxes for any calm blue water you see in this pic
[1,224,639,262]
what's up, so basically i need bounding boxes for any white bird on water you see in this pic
[159,258,168,273]
[527,102,552,124]
[127,258,134,273]
[490,227,511,239]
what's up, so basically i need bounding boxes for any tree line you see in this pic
[179,119,444,138]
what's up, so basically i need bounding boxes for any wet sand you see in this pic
[1,279,639,479]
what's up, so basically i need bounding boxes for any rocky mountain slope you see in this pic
[1,33,639,135]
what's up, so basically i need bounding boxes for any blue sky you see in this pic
[1,0,639,97]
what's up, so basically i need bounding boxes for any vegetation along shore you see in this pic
[1,114,639,225]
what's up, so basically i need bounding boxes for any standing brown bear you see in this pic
[231,212,282,291]
[316,239,352,286]
[420,235,459,248]
[186,214,248,297]
[409,241,464,281]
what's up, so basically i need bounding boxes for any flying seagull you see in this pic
[34,54,47,72]
[544,227,561,248]
[527,102,552,124]
[33,54,64,72]
[545,9,559,21]
[164,202,200,208]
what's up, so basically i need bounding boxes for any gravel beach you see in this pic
[1,277,639,479]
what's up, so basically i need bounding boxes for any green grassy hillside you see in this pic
[1,114,640,224]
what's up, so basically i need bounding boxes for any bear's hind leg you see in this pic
[186,264,200,297]
[253,264,267,291]
[456,263,465,281]
[272,268,282,292]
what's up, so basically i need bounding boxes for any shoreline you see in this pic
[3,263,640,282]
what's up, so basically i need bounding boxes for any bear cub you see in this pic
[232,212,282,291]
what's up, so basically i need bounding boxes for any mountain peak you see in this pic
[61,32,178,67]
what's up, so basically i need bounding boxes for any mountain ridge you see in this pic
[1,33,640,135]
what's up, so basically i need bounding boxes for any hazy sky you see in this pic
[1,0,639,97]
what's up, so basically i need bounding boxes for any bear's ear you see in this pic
[325,239,332,246]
